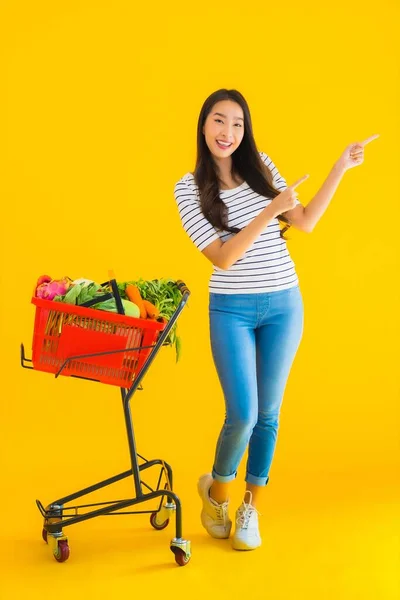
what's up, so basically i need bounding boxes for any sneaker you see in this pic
[197,473,232,539]
[232,490,262,550]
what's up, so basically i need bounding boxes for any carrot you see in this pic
[125,285,147,319]
[143,299,159,319]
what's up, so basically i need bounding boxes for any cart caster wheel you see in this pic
[170,538,191,566]
[42,528,48,544]
[53,540,70,563]
[150,511,169,531]
[171,546,191,566]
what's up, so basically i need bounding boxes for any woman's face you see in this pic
[202,100,245,159]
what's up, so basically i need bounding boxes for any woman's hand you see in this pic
[336,134,379,172]
[270,174,310,217]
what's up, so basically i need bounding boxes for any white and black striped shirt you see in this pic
[174,151,301,294]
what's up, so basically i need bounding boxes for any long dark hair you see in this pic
[193,88,291,239]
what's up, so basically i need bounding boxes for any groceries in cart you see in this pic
[34,274,184,362]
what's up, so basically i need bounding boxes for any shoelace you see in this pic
[214,501,229,527]
[236,491,261,530]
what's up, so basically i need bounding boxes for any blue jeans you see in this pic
[209,285,304,486]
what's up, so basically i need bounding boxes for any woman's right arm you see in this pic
[202,203,278,270]
[204,179,308,270]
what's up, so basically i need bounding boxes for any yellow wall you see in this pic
[0,1,398,598]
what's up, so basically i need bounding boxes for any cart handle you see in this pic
[176,280,190,296]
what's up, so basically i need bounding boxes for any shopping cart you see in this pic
[20,278,191,566]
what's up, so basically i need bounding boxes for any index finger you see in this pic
[360,134,380,146]
[290,174,310,189]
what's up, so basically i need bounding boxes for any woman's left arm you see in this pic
[284,134,380,233]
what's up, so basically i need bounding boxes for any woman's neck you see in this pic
[214,156,232,180]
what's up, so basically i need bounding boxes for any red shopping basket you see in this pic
[30,292,166,388]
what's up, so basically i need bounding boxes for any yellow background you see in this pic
[0,1,399,598]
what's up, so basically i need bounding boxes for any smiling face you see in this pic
[202,100,245,159]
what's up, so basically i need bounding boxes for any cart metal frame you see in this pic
[20,280,191,566]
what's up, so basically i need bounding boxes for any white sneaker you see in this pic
[197,473,232,539]
[232,491,262,550]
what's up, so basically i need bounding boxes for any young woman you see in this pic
[173,88,378,551]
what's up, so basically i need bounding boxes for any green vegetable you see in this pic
[175,334,182,363]
[54,281,109,306]
[118,278,185,362]
[62,284,82,304]
[121,300,140,318]
[92,298,140,318]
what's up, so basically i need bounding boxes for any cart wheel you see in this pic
[42,528,48,544]
[53,540,70,563]
[171,546,190,567]
[150,511,169,531]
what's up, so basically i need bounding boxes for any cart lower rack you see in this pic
[21,278,191,566]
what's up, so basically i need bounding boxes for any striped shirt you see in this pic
[173,150,301,294]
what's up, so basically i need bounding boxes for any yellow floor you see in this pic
[0,470,398,600]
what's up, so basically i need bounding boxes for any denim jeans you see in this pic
[208,285,304,486]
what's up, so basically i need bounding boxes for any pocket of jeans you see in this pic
[209,293,256,317]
